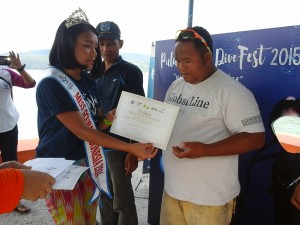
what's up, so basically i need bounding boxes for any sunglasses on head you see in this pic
[175,29,212,55]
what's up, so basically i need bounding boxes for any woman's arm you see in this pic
[9,51,35,87]
[0,169,24,214]
[56,111,157,160]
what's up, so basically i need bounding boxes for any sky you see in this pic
[1,0,300,55]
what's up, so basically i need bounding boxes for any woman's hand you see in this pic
[0,161,31,170]
[8,51,22,70]
[22,170,56,202]
[130,143,158,160]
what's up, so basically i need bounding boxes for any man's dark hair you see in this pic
[192,26,213,54]
[176,26,213,56]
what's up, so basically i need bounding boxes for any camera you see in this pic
[0,56,11,66]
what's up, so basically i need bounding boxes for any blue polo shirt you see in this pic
[96,56,145,143]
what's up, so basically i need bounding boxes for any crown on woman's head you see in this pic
[65,8,89,28]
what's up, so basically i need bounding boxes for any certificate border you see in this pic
[110,91,179,150]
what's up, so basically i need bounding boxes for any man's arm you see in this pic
[172,132,265,159]
[56,111,157,160]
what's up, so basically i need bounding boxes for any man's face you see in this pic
[174,41,212,84]
[98,38,123,63]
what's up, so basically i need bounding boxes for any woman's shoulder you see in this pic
[37,74,63,94]
[0,68,14,81]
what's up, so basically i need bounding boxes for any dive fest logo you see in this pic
[159,44,300,72]
[215,44,300,70]
[158,26,300,80]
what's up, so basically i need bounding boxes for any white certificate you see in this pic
[110,91,179,150]
[24,158,89,190]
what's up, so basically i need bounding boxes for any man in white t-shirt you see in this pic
[160,26,265,225]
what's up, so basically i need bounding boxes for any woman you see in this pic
[0,51,36,213]
[35,8,157,225]
[270,97,300,225]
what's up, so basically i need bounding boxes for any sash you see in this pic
[47,67,110,203]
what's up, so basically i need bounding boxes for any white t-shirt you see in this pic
[0,69,19,132]
[163,69,265,206]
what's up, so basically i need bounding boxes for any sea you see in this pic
[15,69,149,140]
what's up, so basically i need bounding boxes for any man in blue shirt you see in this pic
[95,21,145,225]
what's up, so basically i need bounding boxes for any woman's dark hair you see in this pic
[268,97,300,144]
[49,20,104,76]
[270,98,300,125]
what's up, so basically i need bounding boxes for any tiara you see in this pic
[65,8,89,28]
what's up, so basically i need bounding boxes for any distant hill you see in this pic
[1,50,151,74]
[122,53,151,74]
[18,50,50,70]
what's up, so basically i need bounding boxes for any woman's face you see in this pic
[74,31,98,70]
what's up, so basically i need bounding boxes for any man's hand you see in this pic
[125,153,138,175]
[172,142,207,159]
[106,109,116,121]
[21,170,56,202]
[291,183,300,210]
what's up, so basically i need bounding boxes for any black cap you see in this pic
[96,21,121,40]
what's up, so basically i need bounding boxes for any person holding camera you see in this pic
[0,51,36,213]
